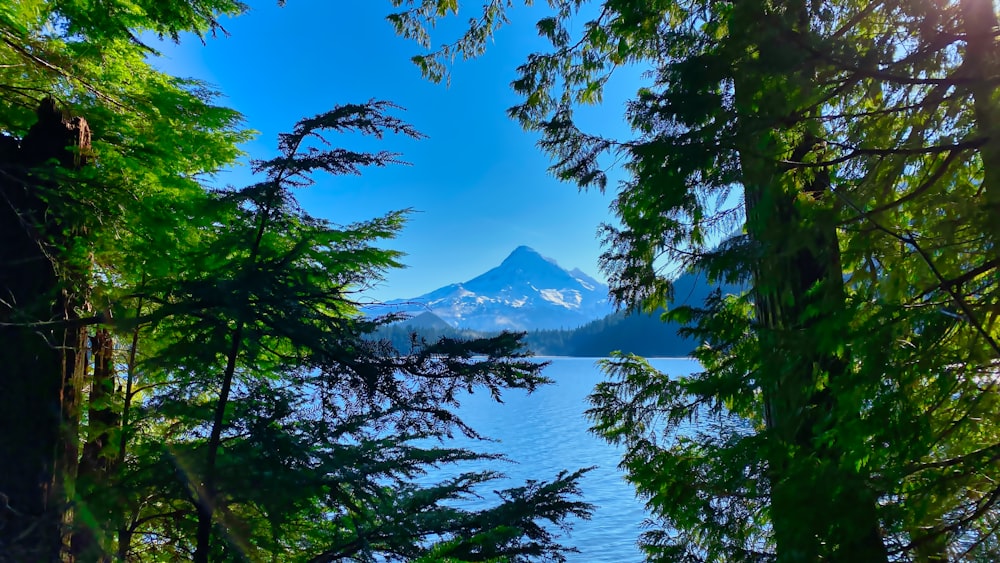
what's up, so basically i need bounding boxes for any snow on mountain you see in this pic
[378,246,613,331]
[569,268,601,290]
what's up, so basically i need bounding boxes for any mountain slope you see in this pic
[373,270,734,357]
[381,246,613,331]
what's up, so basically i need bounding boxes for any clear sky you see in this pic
[151,1,637,302]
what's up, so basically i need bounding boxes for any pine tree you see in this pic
[1,2,247,556]
[1,3,594,560]
[107,102,593,562]
[391,0,1000,559]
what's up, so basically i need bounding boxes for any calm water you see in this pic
[425,357,701,562]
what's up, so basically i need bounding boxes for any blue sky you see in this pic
[152,1,637,302]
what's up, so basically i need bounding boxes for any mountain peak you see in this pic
[500,246,558,269]
[381,245,613,331]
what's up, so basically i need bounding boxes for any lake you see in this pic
[425,357,701,562]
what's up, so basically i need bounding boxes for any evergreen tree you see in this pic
[110,101,593,562]
[1,3,593,560]
[0,2,246,557]
[392,0,1000,559]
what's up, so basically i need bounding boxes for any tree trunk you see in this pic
[115,305,143,562]
[731,3,887,560]
[73,329,118,562]
[0,98,92,562]
[194,200,270,562]
[960,0,1000,229]
[193,323,244,563]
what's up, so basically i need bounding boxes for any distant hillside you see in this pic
[371,269,735,357]
[405,311,452,330]
[371,307,698,357]
[523,309,695,357]
[522,269,729,357]
[371,314,483,354]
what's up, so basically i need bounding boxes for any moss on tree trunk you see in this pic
[0,98,92,562]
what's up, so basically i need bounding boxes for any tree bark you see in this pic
[960,0,1000,229]
[732,3,888,560]
[72,329,118,562]
[193,196,271,563]
[0,98,92,562]
[115,302,143,562]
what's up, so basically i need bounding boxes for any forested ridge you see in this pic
[524,309,694,358]
[3,0,1000,562]
[376,271,725,358]
[377,307,698,358]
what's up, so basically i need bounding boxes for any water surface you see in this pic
[428,357,700,562]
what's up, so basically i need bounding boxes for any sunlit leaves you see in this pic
[388,0,521,84]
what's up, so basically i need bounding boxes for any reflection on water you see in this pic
[423,357,700,562]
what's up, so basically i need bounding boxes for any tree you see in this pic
[1,3,594,561]
[0,96,95,563]
[0,1,246,558]
[103,102,593,562]
[390,0,1000,559]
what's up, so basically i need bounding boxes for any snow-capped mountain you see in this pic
[380,246,613,331]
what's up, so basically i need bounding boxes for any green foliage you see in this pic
[107,104,594,562]
[391,0,1000,560]
[0,0,252,315]
[0,3,594,561]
